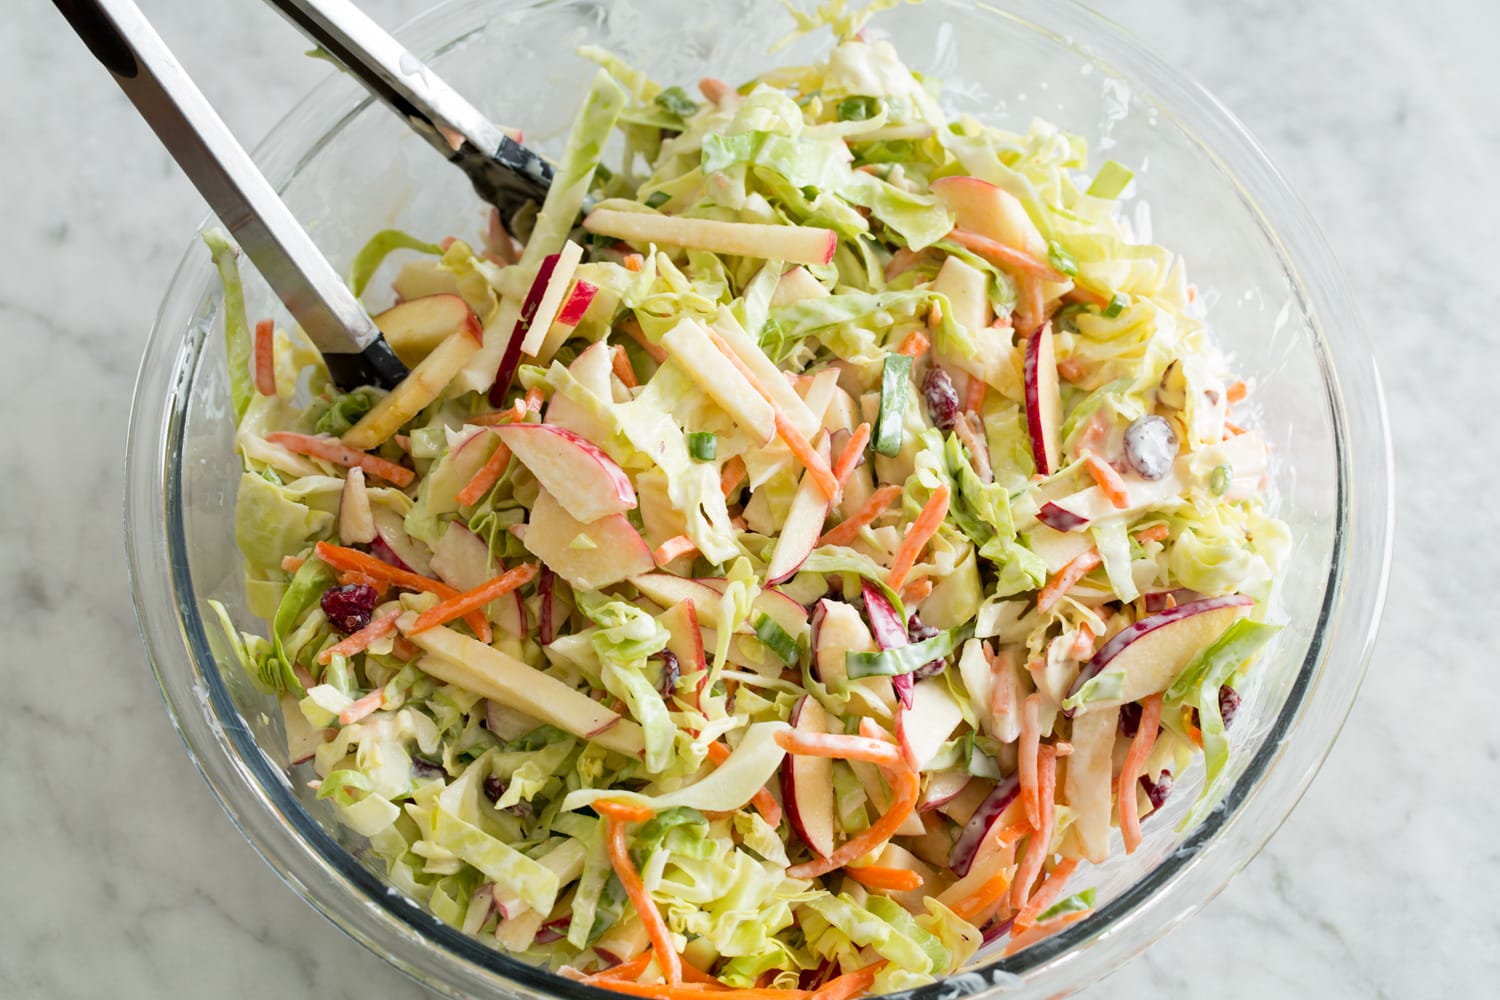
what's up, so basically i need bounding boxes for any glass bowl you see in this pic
[123,0,1393,996]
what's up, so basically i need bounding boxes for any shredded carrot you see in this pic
[337,569,389,596]
[602,803,681,985]
[774,728,903,768]
[1003,907,1091,957]
[586,953,654,983]
[788,764,919,879]
[811,961,887,1000]
[704,328,838,499]
[620,318,669,364]
[253,319,276,396]
[947,229,1065,282]
[464,400,528,426]
[1056,357,1086,383]
[948,841,1020,924]
[988,646,1014,719]
[317,607,402,666]
[1009,746,1057,909]
[705,741,781,827]
[886,484,950,590]
[594,983,802,1000]
[895,329,930,358]
[680,962,725,988]
[337,688,386,725]
[719,455,748,499]
[455,435,512,507]
[899,576,933,606]
[623,253,645,272]
[963,375,986,414]
[1082,451,1129,509]
[1011,858,1079,934]
[1226,379,1248,403]
[523,386,546,413]
[1134,523,1170,544]
[653,535,698,567]
[596,799,656,824]
[818,485,902,548]
[280,555,305,573]
[846,865,923,892]
[1036,549,1102,615]
[265,432,414,488]
[1016,276,1046,334]
[612,345,640,388]
[1224,420,1247,437]
[312,541,489,640]
[1018,693,1042,828]
[1069,622,1095,661]
[1119,694,1163,854]
[830,423,871,490]
[407,563,538,635]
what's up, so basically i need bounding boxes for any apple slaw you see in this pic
[207,14,1289,999]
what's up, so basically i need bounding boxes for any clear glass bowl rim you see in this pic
[123,1,1395,996]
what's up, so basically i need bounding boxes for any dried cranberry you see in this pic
[1119,701,1142,739]
[911,660,946,680]
[483,776,505,803]
[921,365,961,430]
[1123,415,1178,480]
[320,583,377,634]
[655,650,681,697]
[411,756,445,780]
[1140,770,1173,811]
[1219,686,1242,729]
[906,614,939,643]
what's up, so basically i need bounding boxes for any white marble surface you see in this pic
[2,0,1495,996]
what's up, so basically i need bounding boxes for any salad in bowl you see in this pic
[207,12,1287,997]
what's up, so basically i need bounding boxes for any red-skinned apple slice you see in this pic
[766,434,832,584]
[1023,323,1063,475]
[373,293,481,367]
[930,175,1047,257]
[1064,703,1120,863]
[555,280,597,327]
[584,209,838,267]
[343,325,484,450]
[370,504,433,577]
[937,776,994,826]
[771,266,831,308]
[919,769,972,813]
[337,466,377,545]
[632,574,808,638]
[948,773,1022,876]
[782,695,837,858]
[861,580,913,708]
[517,240,584,357]
[537,566,558,645]
[1034,470,1185,532]
[486,253,559,405]
[895,678,965,771]
[1067,595,1255,711]
[516,488,654,592]
[495,423,636,524]
[430,523,495,591]
[544,341,615,444]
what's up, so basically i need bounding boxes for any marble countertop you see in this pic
[3,0,1495,996]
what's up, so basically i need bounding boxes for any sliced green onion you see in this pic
[1087,160,1135,199]
[1210,463,1232,496]
[845,622,974,678]
[836,95,879,121]
[654,86,699,118]
[753,614,799,665]
[644,191,671,209]
[1047,240,1079,278]
[1102,292,1129,319]
[873,353,913,457]
[687,432,717,462]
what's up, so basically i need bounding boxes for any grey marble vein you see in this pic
[2,0,1495,997]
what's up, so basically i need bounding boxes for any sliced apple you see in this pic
[279,694,324,765]
[516,488,654,592]
[1026,522,1099,575]
[782,695,837,858]
[373,293,480,367]
[895,678,964,771]
[392,258,461,302]
[864,842,947,913]
[766,434,832,584]
[931,255,992,335]
[544,341,615,444]
[848,754,927,837]
[948,773,1022,876]
[414,426,499,519]
[583,209,838,267]
[1022,323,1063,474]
[711,310,820,438]
[657,599,708,712]
[930,175,1047,257]
[518,240,584,357]
[1064,703,1120,864]
[1067,595,1255,711]
[429,522,495,590]
[337,466,376,545]
[370,504,433,577]
[495,423,636,524]
[919,769,971,813]
[811,599,895,719]
[342,325,483,450]
[632,574,808,638]
[556,279,597,327]
[936,775,994,827]
[399,615,643,757]
[1034,469,1186,532]
[771,266,831,308]
[661,318,776,444]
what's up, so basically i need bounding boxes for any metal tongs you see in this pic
[52,0,556,390]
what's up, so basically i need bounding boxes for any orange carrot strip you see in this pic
[719,455,747,499]
[1082,451,1129,509]
[895,330,930,358]
[679,962,725,988]
[947,229,1065,282]
[593,983,803,1000]
[1011,858,1079,934]
[653,535,698,567]
[265,432,414,488]
[811,960,887,1000]
[456,435,513,507]
[464,400,528,426]
[899,577,933,606]
[846,865,923,892]
[602,804,682,985]
[337,569,389,596]
[1070,622,1095,661]
[1010,746,1058,910]
[1056,357,1086,383]
[318,607,402,666]
[1118,694,1163,854]
[704,329,837,499]
[705,742,781,827]
[1134,523,1170,544]
[612,345,641,389]
[1226,379,1248,403]
[886,484,950,590]
[948,848,1018,924]
[523,386,546,413]
[408,563,538,635]
[253,319,276,396]
[312,542,489,640]
[831,423,871,490]
[1036,549,1102,614]
[819,484,902,548]
[774,728,904,768]
[280,555,305,573]
[586,953,654,983]
[989,646,1014,720]
[596,799,656,825]
[963,375,987,414]
[1003,908,1091,957]
[623,253,645,272]
[620,318,669,364]
[1018,693,1042,828]
[337,688,386,725]
[788,765,919,879]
